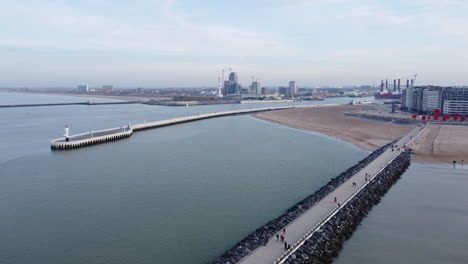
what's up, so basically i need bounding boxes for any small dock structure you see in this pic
[51,126,133,150]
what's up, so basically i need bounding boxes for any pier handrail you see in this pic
[51,126,132,143]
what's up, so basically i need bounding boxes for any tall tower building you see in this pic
[224,72,240,95]
[406,79,414,110]
[251,81,262,95]
[229,72,238,83]
[77,85,89,92]
[289,81,297,95]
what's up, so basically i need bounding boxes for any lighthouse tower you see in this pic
[64,125,70,142]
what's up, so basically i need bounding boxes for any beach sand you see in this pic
[409,124,468,163]
[254,105,416,151]
[254,105,467,163]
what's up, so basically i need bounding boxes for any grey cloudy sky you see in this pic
[1,0,468,87]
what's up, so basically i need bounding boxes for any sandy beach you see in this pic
[409,124,468,163]
[254,105,468,163]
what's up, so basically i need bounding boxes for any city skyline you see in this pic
[1,0,468,87]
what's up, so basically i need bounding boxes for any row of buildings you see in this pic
[77,85,114,92]
[401,86,468,115]
[222,72,297,97]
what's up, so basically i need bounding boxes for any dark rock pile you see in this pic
[210,141,397,264]
[283,150,411,264]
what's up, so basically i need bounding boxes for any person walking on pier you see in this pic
[284,241,288,250]
[283,228,286,234]
[276,234,279,242]
[334,197,337,203]
[280,234,284,243]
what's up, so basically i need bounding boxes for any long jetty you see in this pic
[1,101,140,108]
[50,106,302,150]
[211,125,425,264]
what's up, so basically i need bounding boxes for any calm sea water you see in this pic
[0,92,360,163]
[0,93,366,264]
[335,163,468,264]
[1,93,465,264]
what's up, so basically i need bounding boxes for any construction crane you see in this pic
[411,74,418,88]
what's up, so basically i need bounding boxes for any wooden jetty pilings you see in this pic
[51,127,133,150]
[50,106,299,150]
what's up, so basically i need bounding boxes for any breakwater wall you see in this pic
[346,112,468,126]
[282,150,411,264]
[51,106,297,150]
[210,141,395,264]
[0,101,139,108]
[344,112,418,123]
[131,107,294,132]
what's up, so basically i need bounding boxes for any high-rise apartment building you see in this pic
[261,87,270,95]
[289,81,297,95]
[441,87,468,115]
[278,87,291,96]
[77,84,89,92]
[405,85,414,110]
[251,81,262,95]
[401,89,407,109]
[223,72,240,96]
[422,90,441,114]
[403,86,468,115]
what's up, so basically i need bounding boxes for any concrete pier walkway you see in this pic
[50,105,322,150]
[237,126,424,264]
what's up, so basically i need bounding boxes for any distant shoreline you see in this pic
[0,90,154,102]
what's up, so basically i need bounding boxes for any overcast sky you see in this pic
[1,0,468,88]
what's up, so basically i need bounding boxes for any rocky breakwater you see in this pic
[283,150,411,264]
[210,141,396,264]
